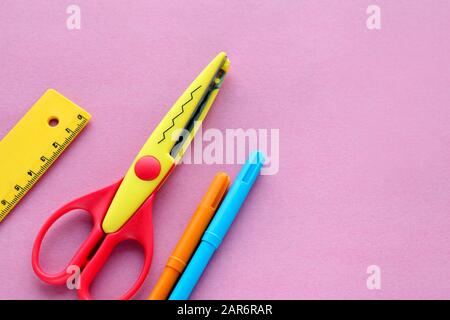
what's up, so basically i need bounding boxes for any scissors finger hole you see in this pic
[90,240,144,299]
[39,209,93,274]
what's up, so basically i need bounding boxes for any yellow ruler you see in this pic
[0,89,91,222]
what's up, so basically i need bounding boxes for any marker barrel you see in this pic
[148,172,229,300]
[169,151,265,300]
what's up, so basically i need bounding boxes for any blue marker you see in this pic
[169,151,265,300]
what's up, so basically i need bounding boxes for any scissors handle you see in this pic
[32,180,155,300]
[78,193,154,300]
[31,181,121,285]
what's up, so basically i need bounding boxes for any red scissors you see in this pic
[32,52,230,300]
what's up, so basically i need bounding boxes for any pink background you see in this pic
[1,1,450,299]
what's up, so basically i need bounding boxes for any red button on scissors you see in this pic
[31,52,230,300]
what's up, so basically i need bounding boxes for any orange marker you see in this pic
[148,172,230,300]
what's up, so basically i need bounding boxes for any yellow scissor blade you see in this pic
[157,51,230,163]
[102,52,230,233]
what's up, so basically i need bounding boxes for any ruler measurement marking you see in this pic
[0,116,88,220]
